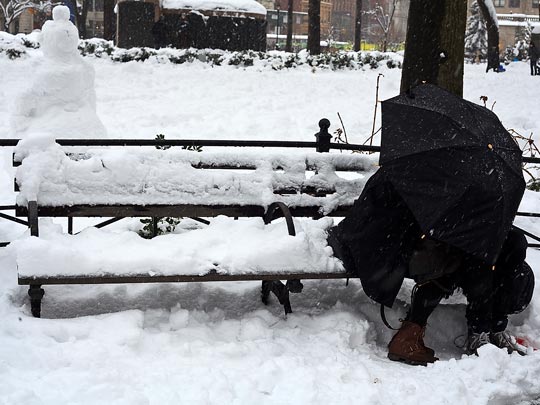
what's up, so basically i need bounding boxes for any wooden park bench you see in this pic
[11,119,381,318]
[8,119,540,319]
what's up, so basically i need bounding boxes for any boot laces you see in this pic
[467,331,490,354]
[490,331,527,355]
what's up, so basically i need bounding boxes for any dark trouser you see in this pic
[531,60,538,76]
[407,229,532,333]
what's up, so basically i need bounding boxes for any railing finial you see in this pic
[315,118,331,153]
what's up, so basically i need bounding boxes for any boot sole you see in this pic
[387,352,434,366]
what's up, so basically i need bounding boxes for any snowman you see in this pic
[10,5,107,139]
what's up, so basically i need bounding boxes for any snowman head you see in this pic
[41,5,80,61]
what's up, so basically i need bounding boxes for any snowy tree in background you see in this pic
[0,0,55,31]
[464,0,487,62]
[512,21,532,61]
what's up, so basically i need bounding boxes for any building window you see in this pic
[508,0,520,7]
[494,0,505,6]
[533,0,539,7]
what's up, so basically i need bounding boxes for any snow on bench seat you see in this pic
[13,217,345,281]
[14,138,378,215]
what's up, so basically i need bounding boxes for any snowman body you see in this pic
[11,6,107,139]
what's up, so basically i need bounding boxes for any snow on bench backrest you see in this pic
[14,138,378,214]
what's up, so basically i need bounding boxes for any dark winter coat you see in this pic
[329,169,422,307]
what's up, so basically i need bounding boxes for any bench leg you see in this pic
[28,285,45,318]
[261,280,293,315]
[261,280,272,305]
[28,200,39,237]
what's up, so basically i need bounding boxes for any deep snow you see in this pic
[1,41,540,404]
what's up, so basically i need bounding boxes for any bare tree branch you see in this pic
[363,0,398,51]
[1,0,56,31]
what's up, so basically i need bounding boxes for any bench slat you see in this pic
[18,271,353,285]
[15,204,355,218]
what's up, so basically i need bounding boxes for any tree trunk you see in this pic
[307,0,320,54]
[286,0,293,52]
[437,0,468,96]
[103,0,116,41]
[353,0,362,51]
[400,0,467,97]
[477,0,499,72]
[76,0,90,39]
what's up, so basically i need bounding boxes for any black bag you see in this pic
[408,237,463,284]
[497,261,535,315]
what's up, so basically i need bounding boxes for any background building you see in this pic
[2,0,410,51]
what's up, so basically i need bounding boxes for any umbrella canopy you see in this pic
[380,84,525,264]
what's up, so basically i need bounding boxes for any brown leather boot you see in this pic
[387,321,438,366]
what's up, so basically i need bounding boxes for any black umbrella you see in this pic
[379,83,525,265]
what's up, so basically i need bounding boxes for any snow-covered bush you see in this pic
[5,34,402,70]
[78,38,114,57]
[78,39,402,71]
[0,32,26,59]
[0,42,26,59]
[19,36,39,49]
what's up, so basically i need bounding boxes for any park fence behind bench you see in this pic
[4,119,540,318]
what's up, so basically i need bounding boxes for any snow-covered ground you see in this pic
[1,45,540,404]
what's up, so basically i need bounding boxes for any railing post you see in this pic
[315,118,331,153]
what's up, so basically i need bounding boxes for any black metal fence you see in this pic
[2,118,540,247]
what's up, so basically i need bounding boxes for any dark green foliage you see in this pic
[386,59,401,69]
[6,36,400,70]
[74,38,400,71]
[21,38,40,49]
[183,145,203,152]
[0,41,26,59]
[155,134,170,150]
[227,51,256,66]
[3,47,25,59]
[139,217,182,239]
[78,40,115,57]
[527,178,540,192]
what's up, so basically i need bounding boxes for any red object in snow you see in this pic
[516,336,538,351]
